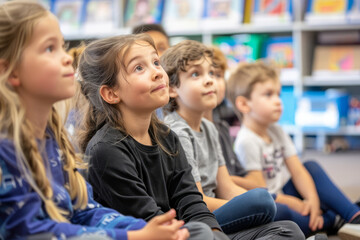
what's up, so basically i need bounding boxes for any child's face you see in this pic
[147,31,169,57]
[117,41,169,114]
[171,57,217,113]
[14,13,74,106]
[214,68,226,105]
[246,79,282,125]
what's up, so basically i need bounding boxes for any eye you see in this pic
[191,72,199,77]
[46,45,54,53]
[135,65,143,72]
[209,70,215,77]
[154,60,160,66]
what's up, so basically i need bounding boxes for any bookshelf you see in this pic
[56,0,360,153]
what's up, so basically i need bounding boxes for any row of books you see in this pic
[212,34,297,83]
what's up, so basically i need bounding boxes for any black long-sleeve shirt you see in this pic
[86,123,221,230]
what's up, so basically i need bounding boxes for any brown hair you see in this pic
[160,40,213,113]
[0,1,88,222]
[78,34,170,154]
[227,61,279,121]
[211,46,228,72]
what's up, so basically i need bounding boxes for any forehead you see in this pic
[29,13,61,42]
[253,78,280,90]
[186,56,212,69]
[123,41,155,60]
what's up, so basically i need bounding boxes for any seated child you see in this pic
[0,2,188,240]
[227,61,360,238]
[78,34,229,240]
[161,40,305,239]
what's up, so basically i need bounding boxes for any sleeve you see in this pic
[234,130,263,171]
[276,125,297,158]
[0,145,145,240]
[176,132,201,183]
[87,142,165,221]
[168,133,222,230]
[212,125,226,168]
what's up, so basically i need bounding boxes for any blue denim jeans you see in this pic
[213,188,276,234]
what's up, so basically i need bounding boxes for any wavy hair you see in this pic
[0,1,88,222]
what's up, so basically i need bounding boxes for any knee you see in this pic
[184,222,213,240]
[303,160,323,176]
[248,188,276,217]
[277,220,305,240]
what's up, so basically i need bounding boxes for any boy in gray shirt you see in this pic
[161,40,304,240]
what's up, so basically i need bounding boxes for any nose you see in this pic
[63,52,73,66]
[204,73,214,86]
[152,66,164,81]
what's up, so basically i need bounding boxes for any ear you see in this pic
[0,59,20,87]
[99,85,120,104]
[235,96,250,114]
[169,86,178,98]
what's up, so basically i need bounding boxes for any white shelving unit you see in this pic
[63,0,360,153]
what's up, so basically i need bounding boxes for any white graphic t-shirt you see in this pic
[234,124,297,194]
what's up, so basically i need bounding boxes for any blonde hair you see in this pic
[227,61,279,121]
[0,1,88,222]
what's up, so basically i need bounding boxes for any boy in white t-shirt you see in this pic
[228,61,360,238]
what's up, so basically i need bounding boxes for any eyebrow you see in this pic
[127,50,157,67]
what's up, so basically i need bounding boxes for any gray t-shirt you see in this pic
[164,111,226,197]
[234,124,297,194]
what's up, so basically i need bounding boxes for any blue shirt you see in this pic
[0,130,146,240]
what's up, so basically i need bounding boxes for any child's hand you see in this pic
[302,199,323,231]
[129,209,189,240]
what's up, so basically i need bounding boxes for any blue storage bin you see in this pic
[295,89,349,129]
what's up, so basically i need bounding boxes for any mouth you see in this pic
[152,84,167,92]
[63,73,75,78]
[203,90,216,96]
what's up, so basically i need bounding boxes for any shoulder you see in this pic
[164,113,193,137]
[201,118,218,134]
[86,124,127,152]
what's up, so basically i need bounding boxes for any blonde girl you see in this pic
[0,2,188,239]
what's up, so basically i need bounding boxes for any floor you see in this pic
[301,150,360,240]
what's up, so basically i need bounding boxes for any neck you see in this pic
[176,108,203,132]
[122,107,152,145]
[21,97,52,139]
[203,110,213,122]
[242,117,270,142]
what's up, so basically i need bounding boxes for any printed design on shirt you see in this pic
[262,146,285,179]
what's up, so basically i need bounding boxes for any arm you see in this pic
[169,134,222,230]
[230,175,264,190]
[0,149,140,239]
[285,155,323,231]
[215,166,247,200]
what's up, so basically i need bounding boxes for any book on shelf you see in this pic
[162,0,203,32]
[312,45,360,78]
[305,0,348,24]
[53,0,84,34]
[124,0,164,28]
[250,0,293,25]
[261,36,298,83]
[347,0,360,23]
[201,0,244,30]
[212,34,267,69]
[82,0,117,33]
